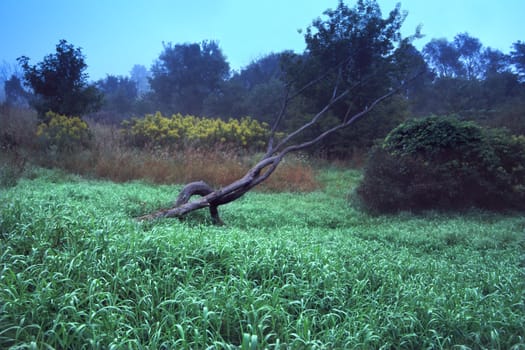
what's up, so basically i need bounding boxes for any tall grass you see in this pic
[0,107,319,191]
[84,119,320,191]
[0,106,35,188]
[56,145,319,191]
[1,168,524,348]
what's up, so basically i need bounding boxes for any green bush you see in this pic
[356,116,525,213]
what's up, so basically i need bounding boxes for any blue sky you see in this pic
[0,0,523,82]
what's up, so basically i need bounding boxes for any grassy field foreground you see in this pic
[1,169,524,349]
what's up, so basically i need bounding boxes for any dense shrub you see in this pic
[121,112,270,151]
[356,116,525,213]
[36,111,92,152]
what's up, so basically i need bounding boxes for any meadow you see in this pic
[1,168,524,349]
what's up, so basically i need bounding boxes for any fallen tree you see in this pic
[137,0,422,224]
[137,77,407,225]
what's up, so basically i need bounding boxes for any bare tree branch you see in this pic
[266,58,350,156]
[266,87,290,155]
[272,89,350,154]
[277,86,401,157]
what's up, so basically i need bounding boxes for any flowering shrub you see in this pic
[36,111,91,152]
[122,112,270,150]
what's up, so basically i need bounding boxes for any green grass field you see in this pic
[1,168,524,349]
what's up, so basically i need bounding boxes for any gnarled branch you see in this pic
[137,88,401,224]
[137,59,421,225]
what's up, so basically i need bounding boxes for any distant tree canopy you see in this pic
[414,33,524,132]
[149,41,230,116]
[96,75,138,114]
[4,75,30,107]
[284,0,419,109]
[129,64,151,96]
[423,33,510,80]
[134,0,523,157]
[17,39,102,121]
[275,0,423,156]
[203,52,287,123]
[511,40,525,82]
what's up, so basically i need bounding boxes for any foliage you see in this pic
[319,94,410,158]
[415,35,525,133]
[0,169,524,348]
[149,41,229,116]
[422,33,511,81]
[3,75,30,107]
[356,116,525,212]
[288,0,419,111]
[203,52,293,131]
[486,95,525,135]
[36,111,92,152]
[17,39,102,120]
[277,0,422,156]
[95,75,138,116]
[423,34,483,80]
[510,40,525,82]
[121,112,271,150]
[205,76,286,125]
[129,64,151,96]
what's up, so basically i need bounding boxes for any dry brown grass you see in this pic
[0,110,321,192]
[0,106,39,151]
[87,148,319,192]
[261,160,320,192]
[96,149,246,186]
[54,121,322,192]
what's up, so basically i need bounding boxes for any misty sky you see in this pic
[0,0,523,81]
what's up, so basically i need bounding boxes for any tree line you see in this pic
[3,0,524,157]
